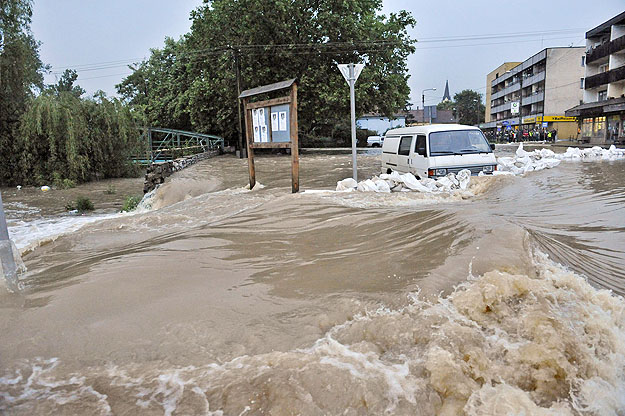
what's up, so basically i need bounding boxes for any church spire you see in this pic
[442,80,451,102]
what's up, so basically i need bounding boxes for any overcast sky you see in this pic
[32,1,624,108]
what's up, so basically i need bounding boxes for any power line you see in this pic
[46,28,588,75]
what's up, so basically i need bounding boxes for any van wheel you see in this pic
[386,168,392,174]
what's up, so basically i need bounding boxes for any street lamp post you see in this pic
[473,98,480,126]
[421,88,436,124]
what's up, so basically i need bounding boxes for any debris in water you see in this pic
[40,185,50,192]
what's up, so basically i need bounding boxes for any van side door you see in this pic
[410,134,428,179]
[396,135,413,173]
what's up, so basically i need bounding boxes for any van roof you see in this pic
[385,124,480,136]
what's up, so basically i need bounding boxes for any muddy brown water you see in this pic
[1,147,624,415]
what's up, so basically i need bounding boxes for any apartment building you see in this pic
[485,62,521,123]
[566,11,625,144]
[481,47,585,139]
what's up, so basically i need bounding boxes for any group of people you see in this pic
[485,128,557,143]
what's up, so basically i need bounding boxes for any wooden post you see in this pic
[290,84,299,193]
[243,98,256,189]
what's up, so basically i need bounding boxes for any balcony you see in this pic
[609,65,625,84]
[585,71,609,89]
[613,36,625,55]
[587,41,611,63]
[586,36,625,64]
[522,92,545,105]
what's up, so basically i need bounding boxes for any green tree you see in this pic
[117,0,416,146]
[437,100,455,111]
[16,91,142,185]
[50,69,86,98]
[0,0,46,184]
[453,89,485,126]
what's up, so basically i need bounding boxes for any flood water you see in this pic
[1,147,625,415]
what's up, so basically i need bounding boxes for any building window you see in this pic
[580,78,584,89]
[594,116,606,136]
[581,56,585,66]
[582,118,593,137]
[598,90,607,101]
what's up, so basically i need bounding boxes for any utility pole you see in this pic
[233,47,245,158]
[338,63,364,181]
[473,98,480,126]
[0,191,19,291]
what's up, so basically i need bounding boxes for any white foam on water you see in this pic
[8,213,124,254]
[7,188,165,255]
[2,249,623,415]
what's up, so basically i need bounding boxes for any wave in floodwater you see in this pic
[1,250,624,415]
[1,149,625,415]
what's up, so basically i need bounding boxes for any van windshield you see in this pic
[429,130,492,155]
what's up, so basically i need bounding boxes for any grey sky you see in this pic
[32,1,624,107]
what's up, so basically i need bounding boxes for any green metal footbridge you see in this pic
[136,127,224,163]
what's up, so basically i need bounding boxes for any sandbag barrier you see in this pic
[496,143,625,176]
[336,169,472,193]
[335,144,625,194]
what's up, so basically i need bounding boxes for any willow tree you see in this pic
[0,0,46,184]
[117,0,416,146]
[17,92,141,184]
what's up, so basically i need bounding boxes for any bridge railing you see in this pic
[135,127,224,163]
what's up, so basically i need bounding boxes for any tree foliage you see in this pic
[49,69,85,98]
[0,0,46,183]
[16,92,143,185]
[117,0,416,146]
[0,1,143,186]
[452,89,485,126]
[436,100,454,111]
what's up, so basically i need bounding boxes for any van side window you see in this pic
[415,135,427,156]
[398,136,412,156]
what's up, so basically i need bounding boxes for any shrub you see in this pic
[75,197,94,211]
[53,172,76,189]
[121,195,141,212]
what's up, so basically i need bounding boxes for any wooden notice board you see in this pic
[239,79,299,193]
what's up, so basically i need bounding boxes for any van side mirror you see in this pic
[417,146,427,156]
[490,143,496,150]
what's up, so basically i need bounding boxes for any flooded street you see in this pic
[1,147,625,415]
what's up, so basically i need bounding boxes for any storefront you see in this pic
[566,98,625,144]
[520,116,578,140]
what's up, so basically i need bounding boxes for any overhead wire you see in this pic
[48,28,586,77]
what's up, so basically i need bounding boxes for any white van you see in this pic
[381,124,497,179]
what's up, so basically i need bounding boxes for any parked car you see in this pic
[366,135,384,147]
[380,124,497,179]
